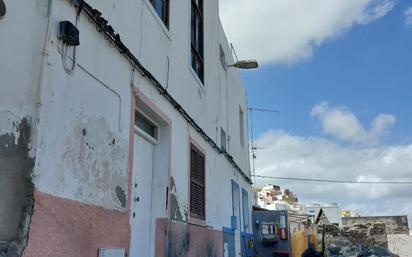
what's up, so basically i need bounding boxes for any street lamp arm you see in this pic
[227,60,259,70]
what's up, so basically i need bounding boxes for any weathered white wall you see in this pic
[1,0,253,254]
[127,0,253,233]
[0,0,49,143]
[0,0,48,248]
[29,0,133,211]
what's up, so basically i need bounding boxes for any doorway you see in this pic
[130,131,156,257]
[232,181,241,256]
[129,105,170,257]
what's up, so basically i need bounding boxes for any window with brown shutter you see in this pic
[190,144,206,220]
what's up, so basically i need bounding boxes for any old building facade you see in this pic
[0,0,253,256]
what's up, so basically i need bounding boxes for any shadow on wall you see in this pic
[0,112,35,257]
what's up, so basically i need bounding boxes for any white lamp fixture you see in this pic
[227,59,259,69]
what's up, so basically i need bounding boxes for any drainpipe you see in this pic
[34,0,53,151]
[36,0,53,110]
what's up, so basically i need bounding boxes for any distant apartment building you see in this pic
[255,184,303,212]
[0,0,253,257]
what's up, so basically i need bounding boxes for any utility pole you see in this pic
[248,107,279,184]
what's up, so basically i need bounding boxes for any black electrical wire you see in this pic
[253,174,412,185]
[68,0,252,184]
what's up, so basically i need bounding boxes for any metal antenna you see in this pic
[248,107,280,185]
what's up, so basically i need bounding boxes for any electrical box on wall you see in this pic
[57,21,80,46]
[231,215,237,230]
[98,248,125,257]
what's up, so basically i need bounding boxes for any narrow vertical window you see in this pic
[191,0,204,82]
[239,107,245,147]
[242,189,250,232]
[190,144,206,220]
[220,44,226,70]
[149,0,169,28]
[221,128,227,152]
[231,181,240,229]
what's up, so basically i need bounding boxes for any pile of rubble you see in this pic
[341,223,388,248]
[320,223,399,257]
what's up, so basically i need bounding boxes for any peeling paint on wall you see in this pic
[169,177,188,223]
[0,112,35,257]
[115,186,126,208]
[62,116,128,210]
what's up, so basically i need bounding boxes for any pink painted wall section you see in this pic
[127,88,137,210]
[155,218,224,257]
[155,218,168,257]
[22,191,130,257]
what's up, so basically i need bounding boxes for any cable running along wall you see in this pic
[67,0,252,184]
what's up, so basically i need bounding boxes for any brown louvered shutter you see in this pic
[190,144,206,220]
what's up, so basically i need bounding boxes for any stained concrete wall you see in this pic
[0,0,48,254]
[29,0,252,219]
[155,218,224,257]
[22,192,130,257]
[1,0,253,256]
[31,1,132,208]
[343,216,410,235]
[0,117,34,257]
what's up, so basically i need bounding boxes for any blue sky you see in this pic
[242,1,412,144]
[221,0,412,219]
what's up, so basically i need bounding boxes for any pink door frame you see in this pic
[127,86,173,223]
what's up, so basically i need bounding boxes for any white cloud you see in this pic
[253,130,412,221]
[311,102,396,144]
[405,6,412,27]
[219,0,396,65]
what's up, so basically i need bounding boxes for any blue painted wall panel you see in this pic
[223,228,236,257]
